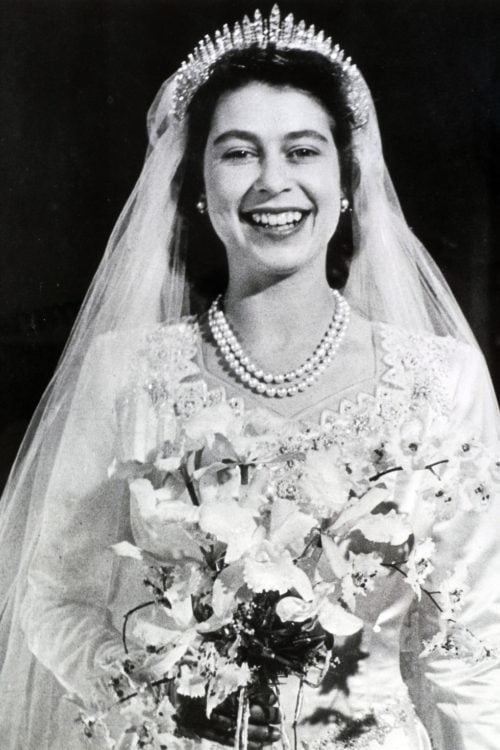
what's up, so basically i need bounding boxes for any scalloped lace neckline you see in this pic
[193,318,401,427]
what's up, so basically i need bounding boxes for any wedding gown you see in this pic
[17,312,500,749]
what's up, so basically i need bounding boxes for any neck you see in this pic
[222,267,336,372]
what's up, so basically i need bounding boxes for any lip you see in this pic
[240,207,312,237]
[242,206,311,214]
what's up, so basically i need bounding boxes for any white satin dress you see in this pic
[18,313,500,750]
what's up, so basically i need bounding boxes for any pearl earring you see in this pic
[340,197,350,213]
[196,195,207,215]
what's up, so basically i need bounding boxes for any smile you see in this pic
[242,209,309,235]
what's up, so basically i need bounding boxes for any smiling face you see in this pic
[203,82,343,287]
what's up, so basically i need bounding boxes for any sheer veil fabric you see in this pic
[0,14,499,750]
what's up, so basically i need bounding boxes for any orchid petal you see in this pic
[317,600,363,636]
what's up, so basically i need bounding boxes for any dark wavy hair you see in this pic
[176,45,356,311]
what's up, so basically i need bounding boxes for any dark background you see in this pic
[1,0,500,488]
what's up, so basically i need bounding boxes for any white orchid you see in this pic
[405,538,435,597]
[276,581,363,637]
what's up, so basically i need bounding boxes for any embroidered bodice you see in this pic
[20,317,500,750]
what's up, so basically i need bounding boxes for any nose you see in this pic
[254,153,291,195]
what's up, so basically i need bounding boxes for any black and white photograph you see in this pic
[1,1,499,748]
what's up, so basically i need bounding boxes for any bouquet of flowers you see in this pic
[75,401,499,749]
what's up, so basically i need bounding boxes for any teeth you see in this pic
[250,210,304,226]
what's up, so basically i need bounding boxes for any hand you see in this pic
[175,687,281,749]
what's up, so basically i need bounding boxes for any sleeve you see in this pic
[404,345,500,750]
[20,335,132,705]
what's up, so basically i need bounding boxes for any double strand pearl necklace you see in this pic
[208,290,350,398]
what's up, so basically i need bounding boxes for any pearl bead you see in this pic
[207,291,349,400]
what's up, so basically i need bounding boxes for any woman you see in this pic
[0,6,499,749]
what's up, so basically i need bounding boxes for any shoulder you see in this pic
[82,317,201,393]
[374,321,482,416]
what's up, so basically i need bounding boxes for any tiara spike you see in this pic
[172,5,370,127]
[269,4,281,42]
[242,15,253,45]
[282,13,295,44]
[222,23,232,50]
[305,24,316,45]
[233,21,243,47]
[253,8,264,45]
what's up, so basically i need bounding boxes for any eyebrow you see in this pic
[212,128,330,147]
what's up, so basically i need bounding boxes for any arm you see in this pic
[20,335,130,705]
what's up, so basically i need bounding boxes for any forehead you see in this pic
[208,82,334,140]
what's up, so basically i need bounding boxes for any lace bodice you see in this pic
[20,317,500,750]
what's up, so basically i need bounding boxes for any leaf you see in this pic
[353,510,411,545]
[331,487,390,531]
[320,534,350,579]
[211,562,246,617]
[270,497,317,554]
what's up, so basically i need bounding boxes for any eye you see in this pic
[288,146,320,161]
[222,148,257,161]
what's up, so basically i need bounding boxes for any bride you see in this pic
[0,7,499,750]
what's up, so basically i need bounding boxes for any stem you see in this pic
[426,459,449,471]
[426,459,449,478]
[122,600,156,653]
[369,466,403,482]
[295,531,320,562]
[292,678,304,750]
[240,463,249,486]
[180,465,200,506]
[235,686,247,750]
[382,562,444,613]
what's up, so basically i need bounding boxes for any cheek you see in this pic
[204,168,244,216]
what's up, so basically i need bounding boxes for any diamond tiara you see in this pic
[172,5,370,127]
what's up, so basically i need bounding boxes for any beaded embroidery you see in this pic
[124,318,459,436]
